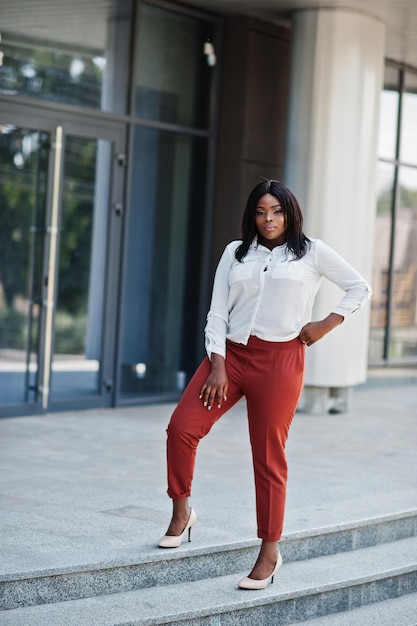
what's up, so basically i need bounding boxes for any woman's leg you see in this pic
[247,540,279,580]
[243,338,305,578]
[164,498,192,537]
[164,356,243,535]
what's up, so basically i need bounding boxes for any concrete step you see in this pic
[299,592,417,626]
[0,536,416,626]
[1,510,416,610]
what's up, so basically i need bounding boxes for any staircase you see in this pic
[1,510,416,625]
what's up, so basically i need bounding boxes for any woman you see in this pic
[158,180,371,590]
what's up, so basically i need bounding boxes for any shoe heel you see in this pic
[188,526,192,542]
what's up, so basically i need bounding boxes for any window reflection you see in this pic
[0,127,49,404]
[0,0,131,113]
[134,3,216,128]
[372,65,417,364]
[120,126,208,396]
[0,40,104,108]
[369,163,395,361]
[389,166,417,360]
[400,73,417,166]
[377,67,399,160]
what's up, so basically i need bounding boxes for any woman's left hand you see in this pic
[298,313,344,346]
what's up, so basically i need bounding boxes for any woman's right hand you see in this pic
[199,353,228,410]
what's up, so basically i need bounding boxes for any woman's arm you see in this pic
[299,312,344,346]
[205,242,239,359]
[201,243,239,410]
[299,240,371,346]
[314,240,372,320]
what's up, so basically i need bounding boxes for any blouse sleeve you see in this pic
[204,242,237,360]
[314,240,372,320]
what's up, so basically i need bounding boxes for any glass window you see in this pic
[119,126,209,397]
[0,0,132,113]
[377,66,400,161]
[369,162,395,362]
[372,65,417,365]
[399,72,417,166]
[0,126,48,405]
[134,3,216,128]
[389,166,417,360]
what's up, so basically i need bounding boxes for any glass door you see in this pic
[49,134,112,404]
[0,107,125,414]
[0,125,49,407]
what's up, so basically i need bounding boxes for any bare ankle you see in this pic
[172,499,190,520]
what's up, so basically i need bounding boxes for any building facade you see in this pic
[0,0,416,416]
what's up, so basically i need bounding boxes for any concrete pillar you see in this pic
[284,9,386,412]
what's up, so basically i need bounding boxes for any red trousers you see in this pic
[166,336,305,541]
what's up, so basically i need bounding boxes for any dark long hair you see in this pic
[235,179,310,262]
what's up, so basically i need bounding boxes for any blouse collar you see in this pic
[252,235,287,253]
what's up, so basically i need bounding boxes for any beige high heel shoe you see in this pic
[158,508,197,548]
[238,551,283,589]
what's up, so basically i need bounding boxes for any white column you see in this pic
[284,9,386,410]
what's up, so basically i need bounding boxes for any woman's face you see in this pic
[255,193,287,248]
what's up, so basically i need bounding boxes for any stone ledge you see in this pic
[1,511,416,611]
[0,536,416,626]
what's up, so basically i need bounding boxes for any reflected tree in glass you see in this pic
[0,41,104,109]
[0,127,47,353]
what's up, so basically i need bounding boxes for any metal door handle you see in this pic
[41,125,63,409]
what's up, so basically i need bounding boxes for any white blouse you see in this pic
[205,238,372,360]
